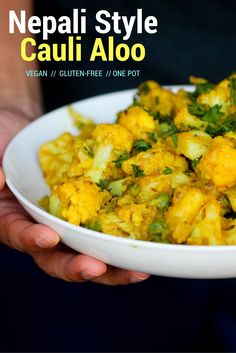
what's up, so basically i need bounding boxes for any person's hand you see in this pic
[0,110,150,285]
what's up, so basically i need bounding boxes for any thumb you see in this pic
[0,167,5,191]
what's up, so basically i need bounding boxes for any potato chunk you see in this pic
[166,187,206,243]
[197,136,236,190]
[176,130,212,160]
[187,198,223,245]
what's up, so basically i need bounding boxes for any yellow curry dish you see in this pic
[39,74,236,245]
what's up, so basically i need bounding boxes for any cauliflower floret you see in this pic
[138,81,175,116]
[165,187,206,243]
[85,124,133,183]
[197,136,236,190]
[39,133,76,187]
[122,142,187,177]
[197,79,231,113]
[92,124,133,151]
[49,176,103,225]
[118,106,156,140]
[39,75,236,246]
[174,107,207,131]
[187,198,223,245]
[175,130,212,160]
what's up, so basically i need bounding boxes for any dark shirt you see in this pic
[1,1,236,351]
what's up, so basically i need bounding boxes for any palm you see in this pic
[0,111,149,284]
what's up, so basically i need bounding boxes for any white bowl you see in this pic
[3,86,236,279]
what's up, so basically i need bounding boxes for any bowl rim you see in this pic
[3,85,236,253]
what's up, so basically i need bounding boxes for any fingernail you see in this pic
[81,271,101,280]
[130,275,150,284]
[35,233,58,248]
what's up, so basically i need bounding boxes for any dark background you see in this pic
[35,0,236,111]
[1,0,236,351]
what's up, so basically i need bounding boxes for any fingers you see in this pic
[1,213,60,252]
[12,222,60,252]
[0,189,150,285]
[32,248,150,285]
[32,250,107,282]
[93,267,150,286]
[0,167,5,190]
[0,189,60,252]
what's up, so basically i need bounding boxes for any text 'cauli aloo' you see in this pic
[21,36,146,62]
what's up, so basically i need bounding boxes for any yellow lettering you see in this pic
[53,43,67,61]
[108,36,114,61]
[38,43,51,61]
[75,36,81,61]
[131,44,145,61]
[21,38,36,62]
[90,38,107,61]
[116,43,130,61]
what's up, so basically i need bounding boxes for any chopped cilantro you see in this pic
[220,114,236,134]
[132,139,151,153]
[161,122,179,139]
[230,77,236,105]
[188,102,206,116]
[206,124,221,136]
[155,96,159,105]
[86,219,102,232]
[202,105,224,136]
[172,133,178,148]
[189,82,214,100]
[83,146,94,158]
[149,131,158,142]
[132,95,139,105]
[196,82,214,94]
[127,182,141,197]
[139,83,150,95]
[97,179,109,190]
[113,152,129,168]
[201,104,224,124]
[191,158,200,169]
[188,103,225,137]
[131,164,144,177]
[163,167,173,175]
[147,110,160,120]
[158,115,173,124]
